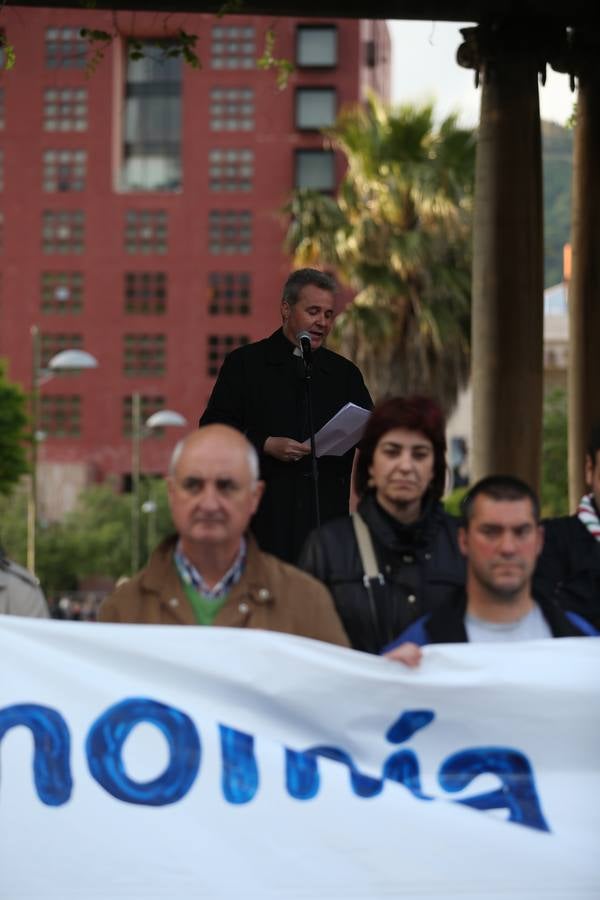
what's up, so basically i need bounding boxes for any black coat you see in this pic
[534,514,600,630]
[199,328,372,563]
[298,492,466,653]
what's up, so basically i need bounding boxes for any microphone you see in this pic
[296,331,312,365]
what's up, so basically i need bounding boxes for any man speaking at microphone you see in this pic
[199,268,372,563]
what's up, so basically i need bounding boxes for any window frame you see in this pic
[296,25,338,68]
[121,40,183,193]
[294,148,336,192]
[295,87,337,131]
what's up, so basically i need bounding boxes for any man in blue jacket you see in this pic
[386,475,596,664]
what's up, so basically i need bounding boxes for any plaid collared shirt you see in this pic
[174,538,247,601]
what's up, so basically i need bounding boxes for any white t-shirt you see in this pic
[465,604,553,643]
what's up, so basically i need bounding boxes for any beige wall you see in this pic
[38,462,93,522]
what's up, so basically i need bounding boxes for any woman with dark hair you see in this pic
[298,396,465,653]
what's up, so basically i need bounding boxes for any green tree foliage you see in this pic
[443,485,469,518]
[0,481,27,558]
[0,360,29,496]
[285,96,475,414]
[0,479,174,593]
[541,388,569,517]
[542,120,573,288]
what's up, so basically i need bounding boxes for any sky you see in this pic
[388,20,575,127]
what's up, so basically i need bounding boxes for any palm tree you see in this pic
[285,95,475,414]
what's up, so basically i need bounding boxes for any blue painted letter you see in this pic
[86,697,200,806]
[439,746,550,832]
[219,725,259,804]
[286,709,435,801]
[0,703,72,806]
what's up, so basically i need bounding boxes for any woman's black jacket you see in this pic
[298,492,466,654]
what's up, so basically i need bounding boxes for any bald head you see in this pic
[169,426,259,483]
[167,426,264,558]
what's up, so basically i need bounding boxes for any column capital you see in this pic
[550,28,600,87]
[457,22,566,87]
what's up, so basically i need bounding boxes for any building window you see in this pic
[41,272,84,314]
[43,150,87,192]
[124,272,167,314]
[43,88,88,132]
[209,149,254,192]
[295,150,335,191]
[211,25,256,69]
[208,210,252,255]
[122,43,182,192]
[122,394,166,436]
[41,395,81,436]
[40,332,83,368]
[208,273,251,315]
[45,27,87,68]
[210,87,254,131]
[365,39,376,68]
[296,26,338,67]
[123,333,166,376]
[295,88,336,130]
[125,210,167,254]
[42,210,85,254]
[207,334,249,377]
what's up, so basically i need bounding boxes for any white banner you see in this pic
[0,617,599,900]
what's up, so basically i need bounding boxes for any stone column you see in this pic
[554,32,600,507]
[458,24,561,489]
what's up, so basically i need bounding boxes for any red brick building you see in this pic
[0,7,389,515]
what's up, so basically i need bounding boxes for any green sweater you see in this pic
[180,578,228,625]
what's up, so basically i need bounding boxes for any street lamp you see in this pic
[130,392,187,574]
[28,324,98,573]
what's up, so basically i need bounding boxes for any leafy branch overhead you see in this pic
[0,33,16,70]
[257,28,295,90]
[80,27,201,75]
[1,3,293,83]
[78,21,290,85]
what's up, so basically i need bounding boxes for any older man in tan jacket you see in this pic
[99,425,349,646]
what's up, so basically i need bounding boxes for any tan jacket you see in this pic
[99,535,350,647]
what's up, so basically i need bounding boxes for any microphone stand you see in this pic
[302,352,321,532]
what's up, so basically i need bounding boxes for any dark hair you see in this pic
[460,475,540,525]
[354,396,447,501]
[282,268,336,306]
[586,423,600,463]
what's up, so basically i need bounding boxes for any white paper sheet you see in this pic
[303,402,371,457]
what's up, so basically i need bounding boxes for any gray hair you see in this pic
[282,268,335,307]
[244,440,260,483]
[168,433,260,484]
[168,439,185,476]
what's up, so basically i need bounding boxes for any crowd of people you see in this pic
[2,268,599,658]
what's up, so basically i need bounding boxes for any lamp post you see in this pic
[27,325,98,573]
[130,395,187,574]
